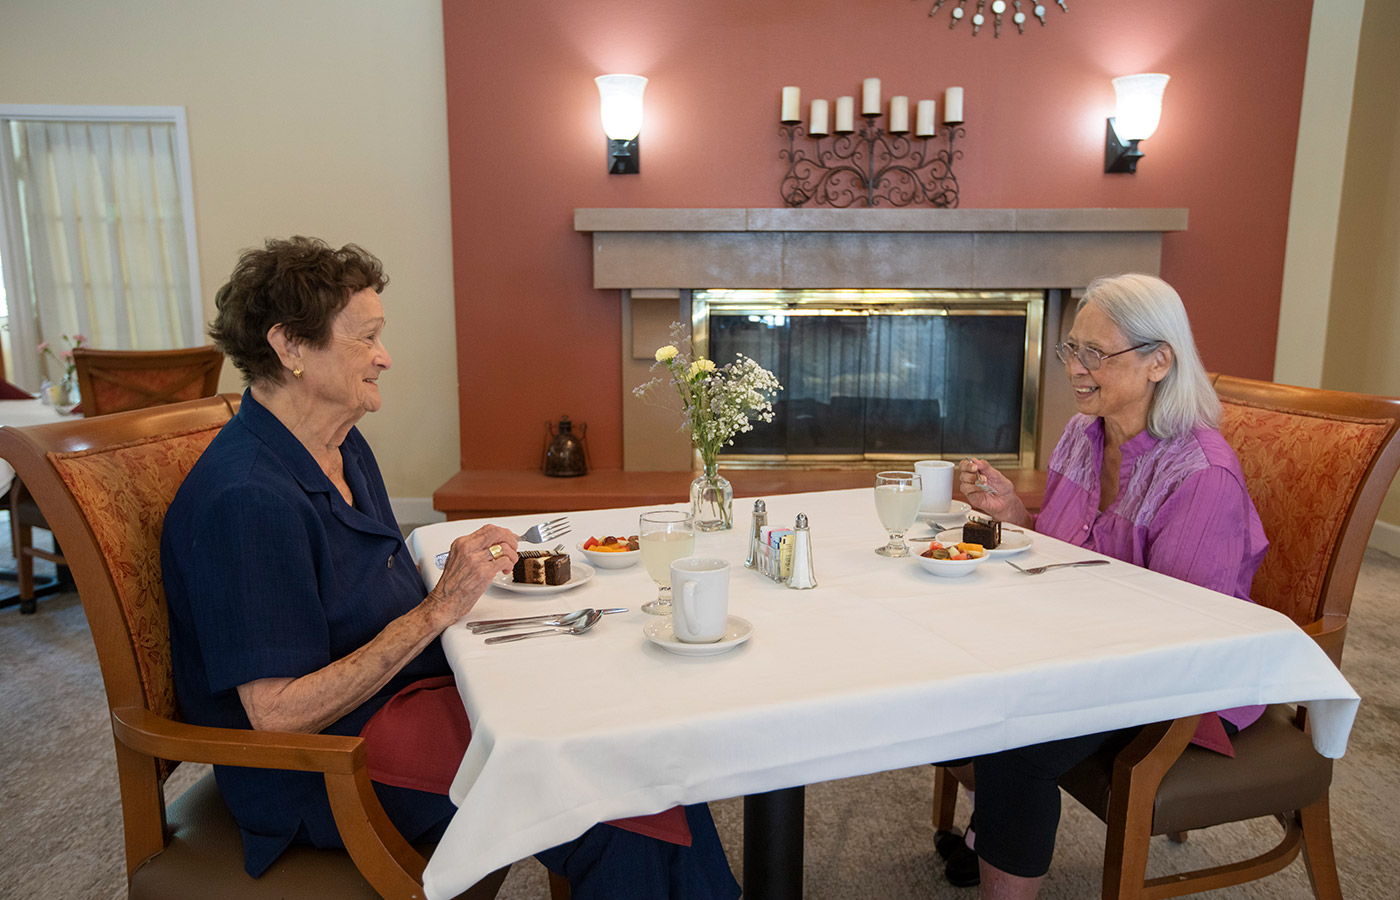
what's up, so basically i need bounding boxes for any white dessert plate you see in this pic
[644,615,753,657]
[934,527,1032,557]
[491,560,596,595]
[576,541,641,570]
[920,500,972,527]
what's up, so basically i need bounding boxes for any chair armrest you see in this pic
[1302,614,1347,667]
[1100,715,1200,895]
[112,706,366,773]
[112,707,430,899]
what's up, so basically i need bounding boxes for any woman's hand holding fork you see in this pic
[958,458,1034,528]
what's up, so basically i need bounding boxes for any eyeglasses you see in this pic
[1054,340,1158,371]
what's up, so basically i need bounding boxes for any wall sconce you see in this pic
[596,74,647,175]
[1105,73,1169,174]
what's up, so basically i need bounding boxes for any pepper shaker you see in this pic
[786,513,818,590]
[746,499,768,570]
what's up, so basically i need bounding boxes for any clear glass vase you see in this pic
[690,459,733,532]
[54,375,81,415]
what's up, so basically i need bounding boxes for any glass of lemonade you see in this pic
[873,470,923,558]
[639,510,696,615]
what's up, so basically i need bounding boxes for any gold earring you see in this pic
[293,367,304,379]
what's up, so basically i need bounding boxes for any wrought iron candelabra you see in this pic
[780,116,965,209]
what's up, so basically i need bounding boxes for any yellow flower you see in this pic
[655,345,679,362]
[688,359,716,378]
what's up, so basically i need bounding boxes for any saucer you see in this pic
[921,500,971,527]
[644,615,753,656]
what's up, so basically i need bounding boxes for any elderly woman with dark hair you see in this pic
[161,237,739,899]
[934,273,1268,898]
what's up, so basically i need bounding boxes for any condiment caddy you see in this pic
[745,500,817,589]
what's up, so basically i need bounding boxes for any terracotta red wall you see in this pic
[443,0,1312,471]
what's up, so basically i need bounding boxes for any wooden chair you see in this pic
[0,397,534,899]
[72,345,224,416]
[5,346,225,614]
[932,374,1400,900]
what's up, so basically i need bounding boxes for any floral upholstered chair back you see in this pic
[49,425,224,724]
[1217,396,1393,627]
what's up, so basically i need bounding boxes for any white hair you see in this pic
[1079,273,1220,439]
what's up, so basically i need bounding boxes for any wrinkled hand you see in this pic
[957,458,1032,527]
[424,525,518,629]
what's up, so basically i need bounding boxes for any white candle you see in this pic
[809,99,829,136]
[781,86,801,123]
[835,96,855,132]
[888,96,909,133]
[862,78,881,116]
[944,86,964,124]
[916,100,937,136]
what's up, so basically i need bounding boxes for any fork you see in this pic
[1006,559,1111,575]
[518,516,571,544]
[433,517,572,569]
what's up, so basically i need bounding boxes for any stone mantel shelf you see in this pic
[575,207,1188,235]
[575,207,1188,291]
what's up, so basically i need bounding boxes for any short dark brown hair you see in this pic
[209,236,388,385]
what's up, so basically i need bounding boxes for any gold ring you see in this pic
[488,544,503,560]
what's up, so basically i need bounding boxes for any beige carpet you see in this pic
[3,544,1397,900]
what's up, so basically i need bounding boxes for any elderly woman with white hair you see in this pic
[937,273,1269,898]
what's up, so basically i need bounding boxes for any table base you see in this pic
[744,786,805,900]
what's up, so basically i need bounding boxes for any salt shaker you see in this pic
[786,513,818,590]
[746,499,768,570]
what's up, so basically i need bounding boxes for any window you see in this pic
[0,105,201,388]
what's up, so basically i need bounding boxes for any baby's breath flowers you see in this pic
[634,323,782,470]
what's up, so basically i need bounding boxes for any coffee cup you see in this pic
[670,557,730,643]
[914,459,954,513]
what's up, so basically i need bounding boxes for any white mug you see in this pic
[670,557,730,643]
[915,459,955,513]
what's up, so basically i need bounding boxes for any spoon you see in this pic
[484,609,603,644]
[468,607,627,633]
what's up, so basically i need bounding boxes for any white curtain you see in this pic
[5,119,196,387]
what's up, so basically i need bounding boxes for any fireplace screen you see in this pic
[693,290,1043,467]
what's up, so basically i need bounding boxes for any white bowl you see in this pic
[913,544,988,578]
[576,541,641,570]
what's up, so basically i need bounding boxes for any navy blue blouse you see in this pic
[161,390,448,876]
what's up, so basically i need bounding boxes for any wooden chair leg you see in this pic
[548,869,571,900]
[1298,795,1343,900]
[17,523,36,614]
[932,765,960,832]
[1167,831,1189,844]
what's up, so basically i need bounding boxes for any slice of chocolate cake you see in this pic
[512,549,571,585]
[963,515,1001,550]
[543,553,570,585]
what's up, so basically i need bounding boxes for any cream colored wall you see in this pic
[1276,0,1365,389]
[1323,0,1400,545]
[0,0,458,508]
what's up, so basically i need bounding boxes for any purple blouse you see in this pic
[1035,415,1269,733]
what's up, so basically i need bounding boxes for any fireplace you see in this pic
[575,207,1187,473]
[694,289,1043,469]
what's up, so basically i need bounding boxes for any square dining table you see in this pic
[406,488,1359,900]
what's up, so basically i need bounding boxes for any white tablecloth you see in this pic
[0,399,66,495]
[407,488,1359,900]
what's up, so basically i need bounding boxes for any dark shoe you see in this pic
[943,841,980,888]
[934,829,964,861]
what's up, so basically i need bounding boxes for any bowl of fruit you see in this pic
[914,540,989,578]
[577,535,641,569]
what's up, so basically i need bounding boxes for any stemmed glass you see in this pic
[873,470,923,558]
[639,510,696,615]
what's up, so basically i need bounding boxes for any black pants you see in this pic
[972,727,1140,878]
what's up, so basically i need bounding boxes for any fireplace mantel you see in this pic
[575,207,1188,291]
[571,206,1188,475]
